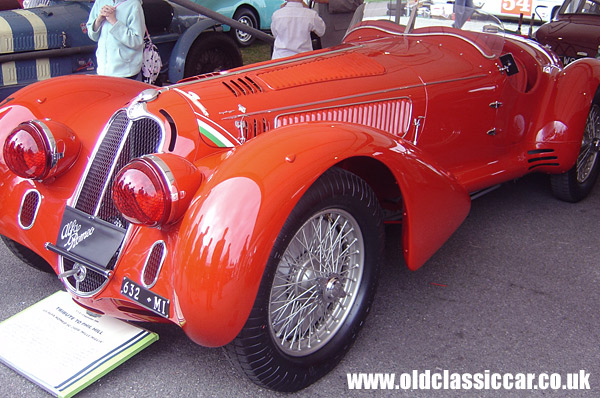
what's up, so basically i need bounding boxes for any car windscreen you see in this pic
[353,0,505,58]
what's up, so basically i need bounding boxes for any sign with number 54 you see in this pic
[502,0,533,16]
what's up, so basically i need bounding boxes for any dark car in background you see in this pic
[536,0,600,65]
[0,0,242,100]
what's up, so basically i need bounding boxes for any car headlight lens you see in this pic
[4,122,52,179]
[113,154,202,228]
[3,120,80,180]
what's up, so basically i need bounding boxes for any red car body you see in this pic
[0,5,599,392]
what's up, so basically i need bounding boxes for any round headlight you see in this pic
[3,122,52,179]
[3,120,80,181]
[112,154,202,228]
[113,160,169,227]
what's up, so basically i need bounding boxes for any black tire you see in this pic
[551,103,600,202]
[226,168,384,392]
[1,235,54,273]
[183,32,243,79]
[231,7,258,47]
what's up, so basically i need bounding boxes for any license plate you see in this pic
[121,277,170,318]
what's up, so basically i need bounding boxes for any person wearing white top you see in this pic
[86,0,145,78]
[271,0,326,60]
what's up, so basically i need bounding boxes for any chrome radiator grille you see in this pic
[75,111,164,226]
[62,110,164,296]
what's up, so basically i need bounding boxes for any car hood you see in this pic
[152,30,494,150]
[158,48,395,149]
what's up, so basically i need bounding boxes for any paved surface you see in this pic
[0,173,598,397]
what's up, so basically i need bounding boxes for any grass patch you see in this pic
[241,41,273,65]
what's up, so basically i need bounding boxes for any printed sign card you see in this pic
[0,291,158,397]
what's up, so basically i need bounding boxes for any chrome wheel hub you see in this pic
[236,17,253,43]
[321,274,345,304]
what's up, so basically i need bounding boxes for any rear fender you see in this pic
[535,59,600,171]
[168,20,221,83]
[172,122,470,346]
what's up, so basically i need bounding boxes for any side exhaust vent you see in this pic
[527,148,559,170]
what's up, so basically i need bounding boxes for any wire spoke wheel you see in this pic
[576,104,600,183]
[551,102,600,202]
[268,209,364,356]
[226,168,384,392]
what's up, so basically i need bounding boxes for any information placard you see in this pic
[0,291,158,397]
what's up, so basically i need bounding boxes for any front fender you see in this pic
[172,122,470,346]
[168,19,221,83]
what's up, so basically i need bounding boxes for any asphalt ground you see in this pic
[0,173,598,397]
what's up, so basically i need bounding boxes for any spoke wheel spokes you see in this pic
[577,104,600,183]
[268,209,364,356]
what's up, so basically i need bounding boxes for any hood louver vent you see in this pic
[223,76,264,97]
[239,118,271,140]
[276,98,412,138]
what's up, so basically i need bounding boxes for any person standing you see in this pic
[312,0,363,48]
[271,0,326,60]
[86,0,145,79]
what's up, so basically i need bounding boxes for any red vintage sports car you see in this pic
[0,2,599,392]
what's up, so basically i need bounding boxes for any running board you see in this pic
[470,184,501,200]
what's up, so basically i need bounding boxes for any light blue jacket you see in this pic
[86,0,145,77]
